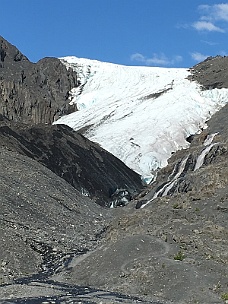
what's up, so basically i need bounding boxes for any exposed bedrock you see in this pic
[0,36,78,124]
[188,55,228,89]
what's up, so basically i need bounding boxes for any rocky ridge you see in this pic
[0,36,78,124]
[0,120,142,207]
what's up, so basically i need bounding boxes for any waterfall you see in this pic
[194,143,215,171]
[140,132,219,208]
[141,156,189,208]
[194,133,218,171]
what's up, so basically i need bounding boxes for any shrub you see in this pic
[174,251,185,261]
[221,293,228,301]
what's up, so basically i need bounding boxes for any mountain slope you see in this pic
[0,36,143,207]
[54,56,228,182]
[0,120,142,206]
[0,145,111,279]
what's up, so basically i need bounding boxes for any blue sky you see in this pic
[0,0,227,68]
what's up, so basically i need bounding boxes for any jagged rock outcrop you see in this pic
[0,36,78,124]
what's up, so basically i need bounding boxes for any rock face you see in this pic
[0,36,78,124]
[0,121,142,206]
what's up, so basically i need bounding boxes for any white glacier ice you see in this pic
[53,57,228,182]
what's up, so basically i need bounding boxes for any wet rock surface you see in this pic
[0,39,227,304]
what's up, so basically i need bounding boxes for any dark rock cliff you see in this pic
[0,121,143,206]
[0,36,78,124]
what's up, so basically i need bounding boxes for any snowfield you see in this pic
[54,57,228,182]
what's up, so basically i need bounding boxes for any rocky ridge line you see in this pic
[0,36,78,124]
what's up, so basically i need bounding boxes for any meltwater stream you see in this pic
[194,133,218,171]
[0,267,162,304]
[141,156,189,209]
[140,133,219,209]
[193,143,216,171]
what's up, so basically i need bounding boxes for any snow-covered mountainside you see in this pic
[54,57,228,182]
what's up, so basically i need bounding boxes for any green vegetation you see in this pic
[221,293,228,301]
[174,251,185,261]
[172,203,183,209]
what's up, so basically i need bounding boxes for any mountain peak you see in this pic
[0,35,28,64]
[189,55,228,89]
[0,36,78,124]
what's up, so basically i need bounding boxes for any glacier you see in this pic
[53,56,228,182]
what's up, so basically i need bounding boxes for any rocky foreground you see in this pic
[0,37,227,304]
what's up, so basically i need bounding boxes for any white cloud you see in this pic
[130,53,182,67]
[192,3,228,33]
[193,21,225,32]
[190,52,209,62]
[198,3,228,22]
[201,40,219,46]
[130,53,145,62]
[216,3,228,21]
